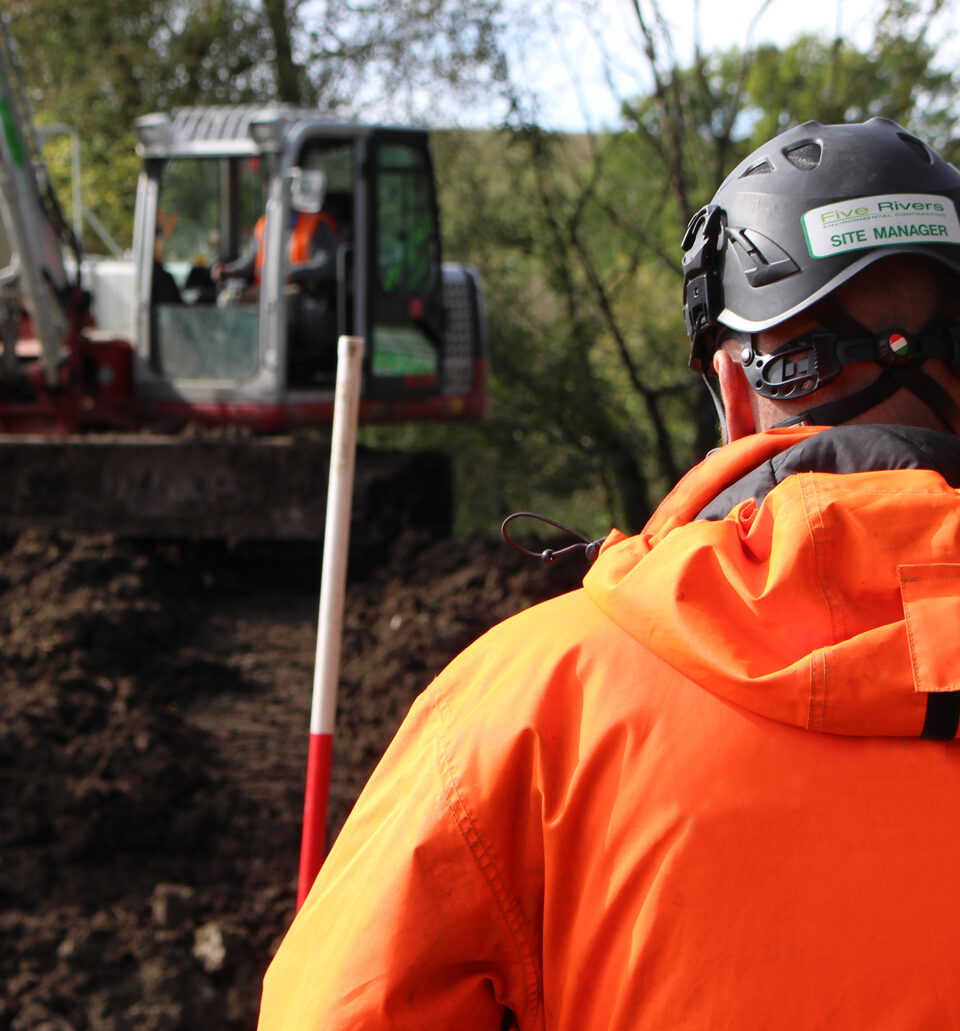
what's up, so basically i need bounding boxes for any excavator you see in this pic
[0,15,487,543]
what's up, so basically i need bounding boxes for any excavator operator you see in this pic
[211,169,338,294]
[257,118,960,1030]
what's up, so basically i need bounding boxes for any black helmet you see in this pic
[683,118,960,374]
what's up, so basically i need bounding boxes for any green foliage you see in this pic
[431,126,708,537]
[8,0,271,249]
[430,12,960,537]
[745,29,955,153]
[7,0,508,251]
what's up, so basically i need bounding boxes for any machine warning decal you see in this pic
[801,193,960,258]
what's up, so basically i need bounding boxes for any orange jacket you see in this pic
[259,424,960,1029]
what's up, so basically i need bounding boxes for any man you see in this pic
[257,119,960,1029]
[212,169,338,292]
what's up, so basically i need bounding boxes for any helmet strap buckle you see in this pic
[682,205,726,363]
[738,332,841,400]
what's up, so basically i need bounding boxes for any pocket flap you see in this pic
[900,563,960,694]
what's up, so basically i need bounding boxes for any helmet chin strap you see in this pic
[771,371,902,428]
[772,361,960,430]
[743,298,960,432]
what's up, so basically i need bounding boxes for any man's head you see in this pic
[682,118,960,441]
[291,168,327,215]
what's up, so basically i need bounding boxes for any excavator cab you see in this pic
[0,26,483,542]
[133,108,485,429]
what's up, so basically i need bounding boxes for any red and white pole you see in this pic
[297,334,365,909]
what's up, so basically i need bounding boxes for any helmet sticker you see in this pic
[801,193,960,258]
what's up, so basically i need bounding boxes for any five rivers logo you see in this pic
[801,193,960,258]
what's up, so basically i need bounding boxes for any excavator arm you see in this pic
[0,12,78,386]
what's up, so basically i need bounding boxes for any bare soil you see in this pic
[0,529,584,1030]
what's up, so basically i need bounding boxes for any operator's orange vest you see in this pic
[252,211,339,284]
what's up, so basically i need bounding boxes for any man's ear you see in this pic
[713,349,757,442]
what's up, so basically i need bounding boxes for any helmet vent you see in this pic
[740,159,773,177]
[783,142,822,170]
[897,132,934,165]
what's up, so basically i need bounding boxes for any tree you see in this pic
[430,123,709,536]
[6,1,272,246]
[432,0,960,537]
[6,0,511,249]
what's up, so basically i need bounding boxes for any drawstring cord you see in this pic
[500,512,605,565]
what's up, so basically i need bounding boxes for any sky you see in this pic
[510,0,955,131]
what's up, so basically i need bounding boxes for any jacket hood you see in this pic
[584,425,960,738]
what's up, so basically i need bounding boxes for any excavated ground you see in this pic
[0,528,585,1030]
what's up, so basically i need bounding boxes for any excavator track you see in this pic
[0,434,452,549]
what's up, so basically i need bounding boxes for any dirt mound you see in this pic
[1,529,586,1030]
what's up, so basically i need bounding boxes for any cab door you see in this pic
[361,129,445,398]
